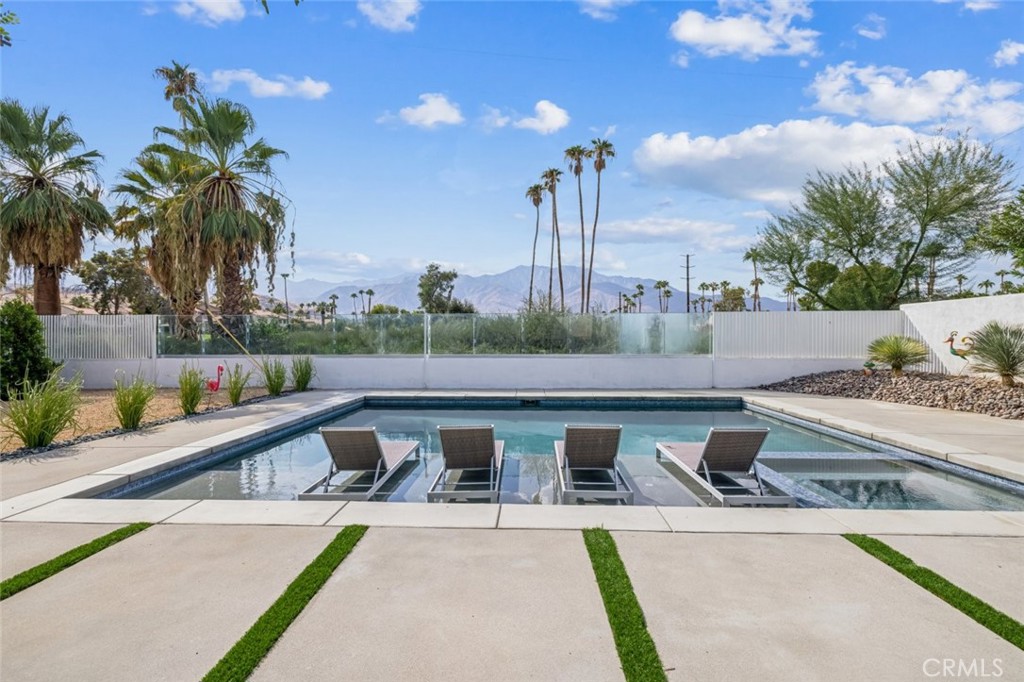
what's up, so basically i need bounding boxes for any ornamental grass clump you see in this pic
[113,371,156,430]
[261,357,287,397]
[1,371,82,448]
[867,335,929,377]
[225,364,252,406]
[178,364,205,416]
[290,356,316,392]
[969,321,1024,387]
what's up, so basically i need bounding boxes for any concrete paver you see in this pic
[821,510,1024,536]
[5,498,199,524]
[0,522,122,579]
[657,507,852,534]
[1,445,173,500]
[497,504,671,531]
[614,532,1024,681]
[879,535,1024,622]
[326,501,499,528]
[0,525,337,682]
[0,475,128,520]
[163,499,345,525]
[251,528,624,682]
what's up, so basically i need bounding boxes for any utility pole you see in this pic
[681,254,694,313]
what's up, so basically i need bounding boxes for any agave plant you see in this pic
[866,335,929,377]
[969,321,1024,387]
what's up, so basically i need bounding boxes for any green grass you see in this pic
[844,534,1024,651]
[0,523,151,600]
[203,525,368,682]
[582,528,667,682]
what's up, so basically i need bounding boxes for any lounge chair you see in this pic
[427,425,505,503]
[298,427,420,501]
[655,428,794,507]
[554,425,634,505]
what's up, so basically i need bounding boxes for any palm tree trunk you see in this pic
[33,264,62,315]
[529,207,539,311]
[585,170,602,313]
[552,193,564,312]
[577,174,585,314]
[548,215,555,312]
[220,248,249,317]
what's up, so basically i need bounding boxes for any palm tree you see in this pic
[634,283,645,312]
[0,100,112,314]
[979,279,995,295]
[365,288,375,311]
[350,292,357,314]
[743,247,762,311]
[153,61,201,129]
[541,167,564,312]
[565,144,590,313]
[784,281,799,311]
[586,139,614,313]
[920,241,945,299]
[525,184,544,311]
[996,269,1010,292]
[697,282,709,313]
[151,97,288,319]
[358,289,366,314]
[328,293,338,316]
[954,273,968,294]
[707,282,719,306]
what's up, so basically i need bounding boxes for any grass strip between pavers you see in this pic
[202,524,368,682]
[844,534,1024,651]
[583,528,668,682]
[0,522,152,600]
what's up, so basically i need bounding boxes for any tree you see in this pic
[418,263,475,313]
[653,280,670,313]
[586,139,615,313]
[978,279,995,295]
[565,144,590,313]
[0,3,18,47]
[369,303,405,314]
[328,293,338,316]
[714,285,748,312]
[153,60,201,131]
[743,247,762,311]
[541,168,564,312]
[0,100,112,314]
[0,299,55,400]
[525,184,544,311]
[350,292,357,314]
[365,288,375,312]
[73,248,168,314]
[756,136,1012,310]
[633,283,645,312]
[954,273,968,294]
[974,187,1024,269]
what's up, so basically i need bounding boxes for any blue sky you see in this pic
[3,0,1023,301]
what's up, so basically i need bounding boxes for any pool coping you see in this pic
[2,389,1023,535]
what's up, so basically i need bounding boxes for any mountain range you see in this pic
[270,266,786,313]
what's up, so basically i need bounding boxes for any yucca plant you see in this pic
[867,335,929,377]
[225,363,252,406]
[0,371,82,448]
[178,364,205,415]
[260,357,287,396]
[969,321,1024,387]
[113,371,156,430]
[290,356,316,392]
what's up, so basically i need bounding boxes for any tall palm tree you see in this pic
[154,61,201,129]
[586,139,615,313]
[996,269,1010,290]
[329,293,339,316]
[0,100,112,314]
[979,279,995,295]
[634,283,645,312]
[525,184,544,311]
[153,97,289,318]
[954,273,968,294]
[541,167,564,312]
[654,280,670,313]
[350,292,357,314]
[565,144,589,313]
[365,288,375,312]
[743,247,762,311]
[697,282,709,313]
[920,241,945,300]
[784,281,798,311]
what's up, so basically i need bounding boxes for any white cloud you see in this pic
[480,105,511,131]
[207,69,331,99]
[669,0,820,61]
[601,217,751,251]
[513,100,571,135]
[592,247,628,271]
[855,13,886,40]
[397,93,464,129]
[965,0,998,11]
[994,40,1024,67]
[634,117,924,205]
[579,0,635,21]
[808,61,1024,134]
[673,51,690,69]
[141,4,160,17]
[357,0,422,32]
[173,0,245,26]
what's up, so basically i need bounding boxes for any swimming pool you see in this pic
[113,398,1024,510]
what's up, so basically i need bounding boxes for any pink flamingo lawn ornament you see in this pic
[206,364,225,392]
[944,331,974,375]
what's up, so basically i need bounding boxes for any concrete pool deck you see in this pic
[2,390,1023,680]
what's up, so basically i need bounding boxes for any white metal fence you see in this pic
[42,315,156,360]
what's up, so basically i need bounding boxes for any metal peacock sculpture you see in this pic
[943,331,974,375]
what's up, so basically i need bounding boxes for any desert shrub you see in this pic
[225,363,253,405]
[1,371,82,448]
[969,321,1024,387]
[866,335,929,377]
[178,364,205,415]
[113,372,156,430]
[0,300,57,400]
[290,356,316,392]
[69,295,92,309]
[260,357,287,396]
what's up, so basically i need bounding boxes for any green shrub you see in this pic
[867,335,929,377]
[112,372,156,430]
[260,358,287,396]
[969,321,1024,387]
[0,300,57,400]
[0,371,82,448]
[178,364,205,415]
[290,356,316,392]
[225,364,253,406]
